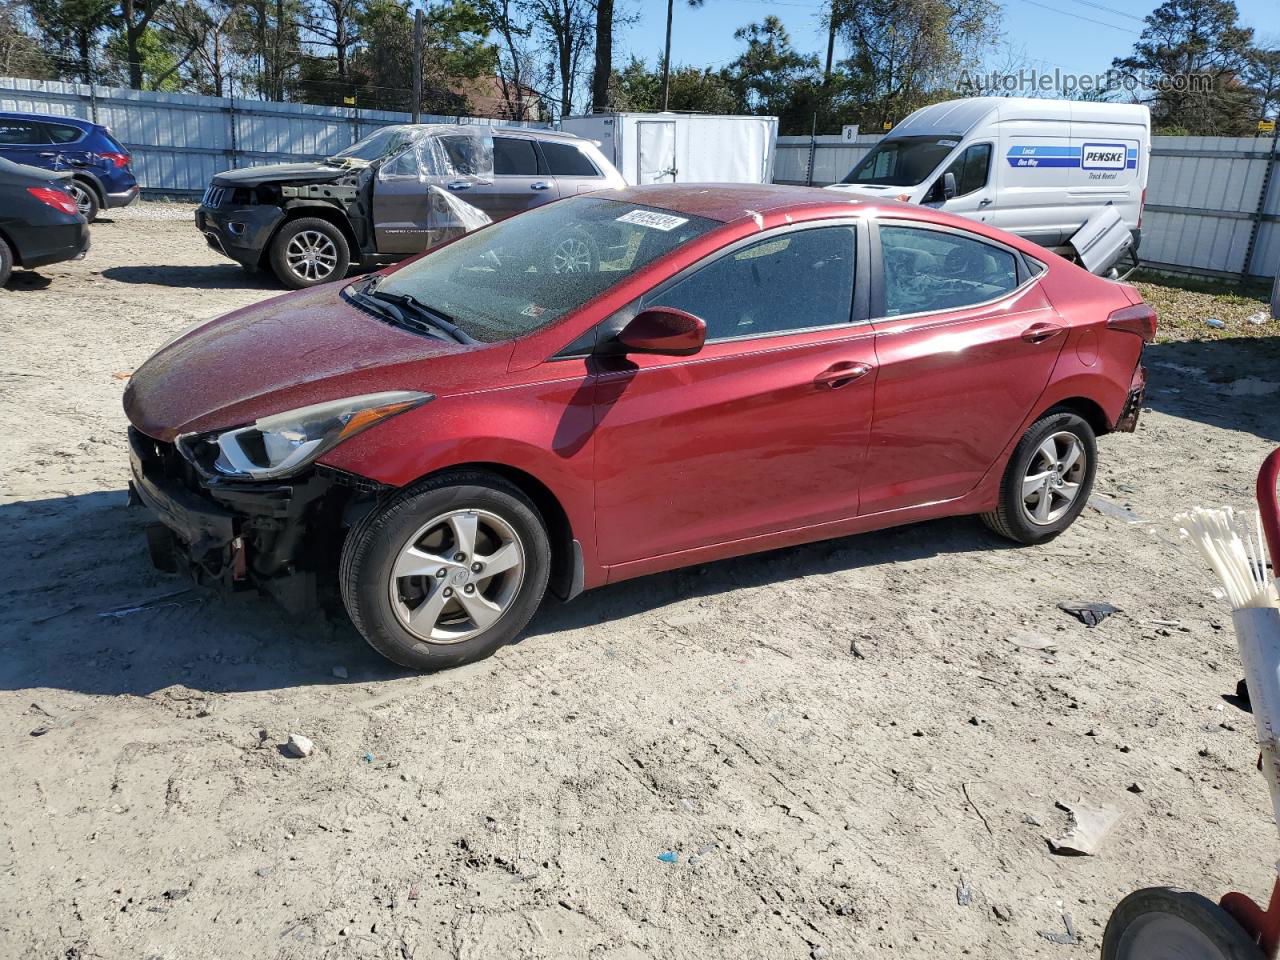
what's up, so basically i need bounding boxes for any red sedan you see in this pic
[124,183,1154,669]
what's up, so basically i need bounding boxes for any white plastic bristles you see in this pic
[1175,506,1278,611]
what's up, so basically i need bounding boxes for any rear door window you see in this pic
[493,136,539,176]
[0,119,46,145]
[646,225,858,341]
[45,123,85,144]
[541,141,600,178]
[878,225,1019,317]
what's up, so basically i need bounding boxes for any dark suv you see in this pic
[0,112,139,222]
[195,124,626,288]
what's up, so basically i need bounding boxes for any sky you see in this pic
[614,0,1279,92]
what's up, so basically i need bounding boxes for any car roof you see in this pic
[603,182,874,223]
[0,111,95,130]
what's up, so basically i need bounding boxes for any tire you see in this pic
[339,471,551,670]
[1102,887,1264,960]
[67,179,100,222]
[268,217,350,289]
[548,226,599,274]
[0,237,11,286]
[981,409,1096,544]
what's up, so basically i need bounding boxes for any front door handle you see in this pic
[446,180,472,190]
[530,181,551,190]
[815,361,874,389]
[1021,322,1065,343]
[39,151,58,157]
[978,198,993,208]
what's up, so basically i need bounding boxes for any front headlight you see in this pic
[178,391,432,481]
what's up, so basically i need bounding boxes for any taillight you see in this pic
[99,151,130,168]
[1107,303,1157,342]
[27,186,79,215]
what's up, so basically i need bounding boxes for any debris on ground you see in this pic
[1204,317,1226,329]
[1038,913,1080,945]
[1008,632,1058,651]
[1087,495,1145,524]
[285,734,314,758]
[956,876,972,906]
[1049,800,1123,856]
[1246,311,1270,326]
[1058,601,1121,627]
[97,589,196,619]
[657,851,678,864]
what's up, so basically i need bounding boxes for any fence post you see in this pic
[1243,133,1278,281]
[806,112,817,187]
[228,91,239,170]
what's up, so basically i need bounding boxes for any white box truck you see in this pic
[824,97,1150,268]
[560,112,779,186]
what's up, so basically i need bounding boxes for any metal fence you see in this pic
[0,76,546,196]
[777,133,1280,282]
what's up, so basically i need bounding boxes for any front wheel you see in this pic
[0,237,12,286]
[982,409,1096,544]
[339,472,551,670]
[269,217,351,289]
[1102,888,1264,960]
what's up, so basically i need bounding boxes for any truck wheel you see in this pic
[67,179,100,222]
[1102,888,1264,960]
[981,409,1096,544]
[0,237,12,286]
[339,471,551,671]
[269,217,350,289]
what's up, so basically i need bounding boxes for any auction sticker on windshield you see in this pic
[617,210,689,231]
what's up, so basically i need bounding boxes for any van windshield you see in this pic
[842,135,961,187]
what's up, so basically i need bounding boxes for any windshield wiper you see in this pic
[359,278,475,344]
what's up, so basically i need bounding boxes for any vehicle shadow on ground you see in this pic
[4,270,53,291]
[1144,336,1280,443]
[0,487,1006,697]
[101,264,281,291]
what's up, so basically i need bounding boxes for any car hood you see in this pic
[211,162,349,187]
[124,285,501,442]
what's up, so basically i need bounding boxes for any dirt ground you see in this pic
[3,202,1280,960]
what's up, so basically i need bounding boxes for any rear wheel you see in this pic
[67,179,99,222]
[982,409,1096,544]
[269,217,350,289]
[1102,888,1264,960]
[339,472,551,670]
[0,237,12,286]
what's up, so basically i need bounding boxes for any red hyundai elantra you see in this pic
[125,183,1153,669]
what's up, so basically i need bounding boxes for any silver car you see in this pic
[195,124,628,289]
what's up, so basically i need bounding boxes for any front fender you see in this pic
[316,377,602,587]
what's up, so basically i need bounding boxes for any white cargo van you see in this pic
[825,97,1150,257]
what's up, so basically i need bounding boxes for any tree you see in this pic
[590,0,610,111]
[302,0,360,85]
[231,0,304,100]
[1111,0,1256,135]
[477,0,539,119]
[832,0,998,128]
[527,0,592,118]
[0,0,52,78]
[105,21,183,88]
[28,0,114,81]
[154,0,239,96]
[1247,46,1280,122]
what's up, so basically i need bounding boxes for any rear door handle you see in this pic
[1021,322,1065,343]
[530,181,551,190]
[815,361,874,389]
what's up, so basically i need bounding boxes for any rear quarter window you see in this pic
[542,141,600,178]
[46,123,85,144]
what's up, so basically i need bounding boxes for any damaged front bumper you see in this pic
[195,204,283,269]
[128,427,379,611]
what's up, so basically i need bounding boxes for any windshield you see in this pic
[331,125,417,163]
[842,135,961,187]
[375,196,719,343]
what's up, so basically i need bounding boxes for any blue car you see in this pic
[0,112,139,222]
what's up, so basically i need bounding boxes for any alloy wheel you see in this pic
[551,236,592,273]
[388,509,525,644]
[285,230,339,282]
[67,182,93,217]
[1021,431,1086,526]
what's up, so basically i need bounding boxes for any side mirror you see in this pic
[614,307,706,357]
[943,171,958,201]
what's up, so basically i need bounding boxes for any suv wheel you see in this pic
[269,217,350,289]
[982,409,1096,544]
[67,180,99,222]
[549,227,599,274]
[340,472,551,670]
